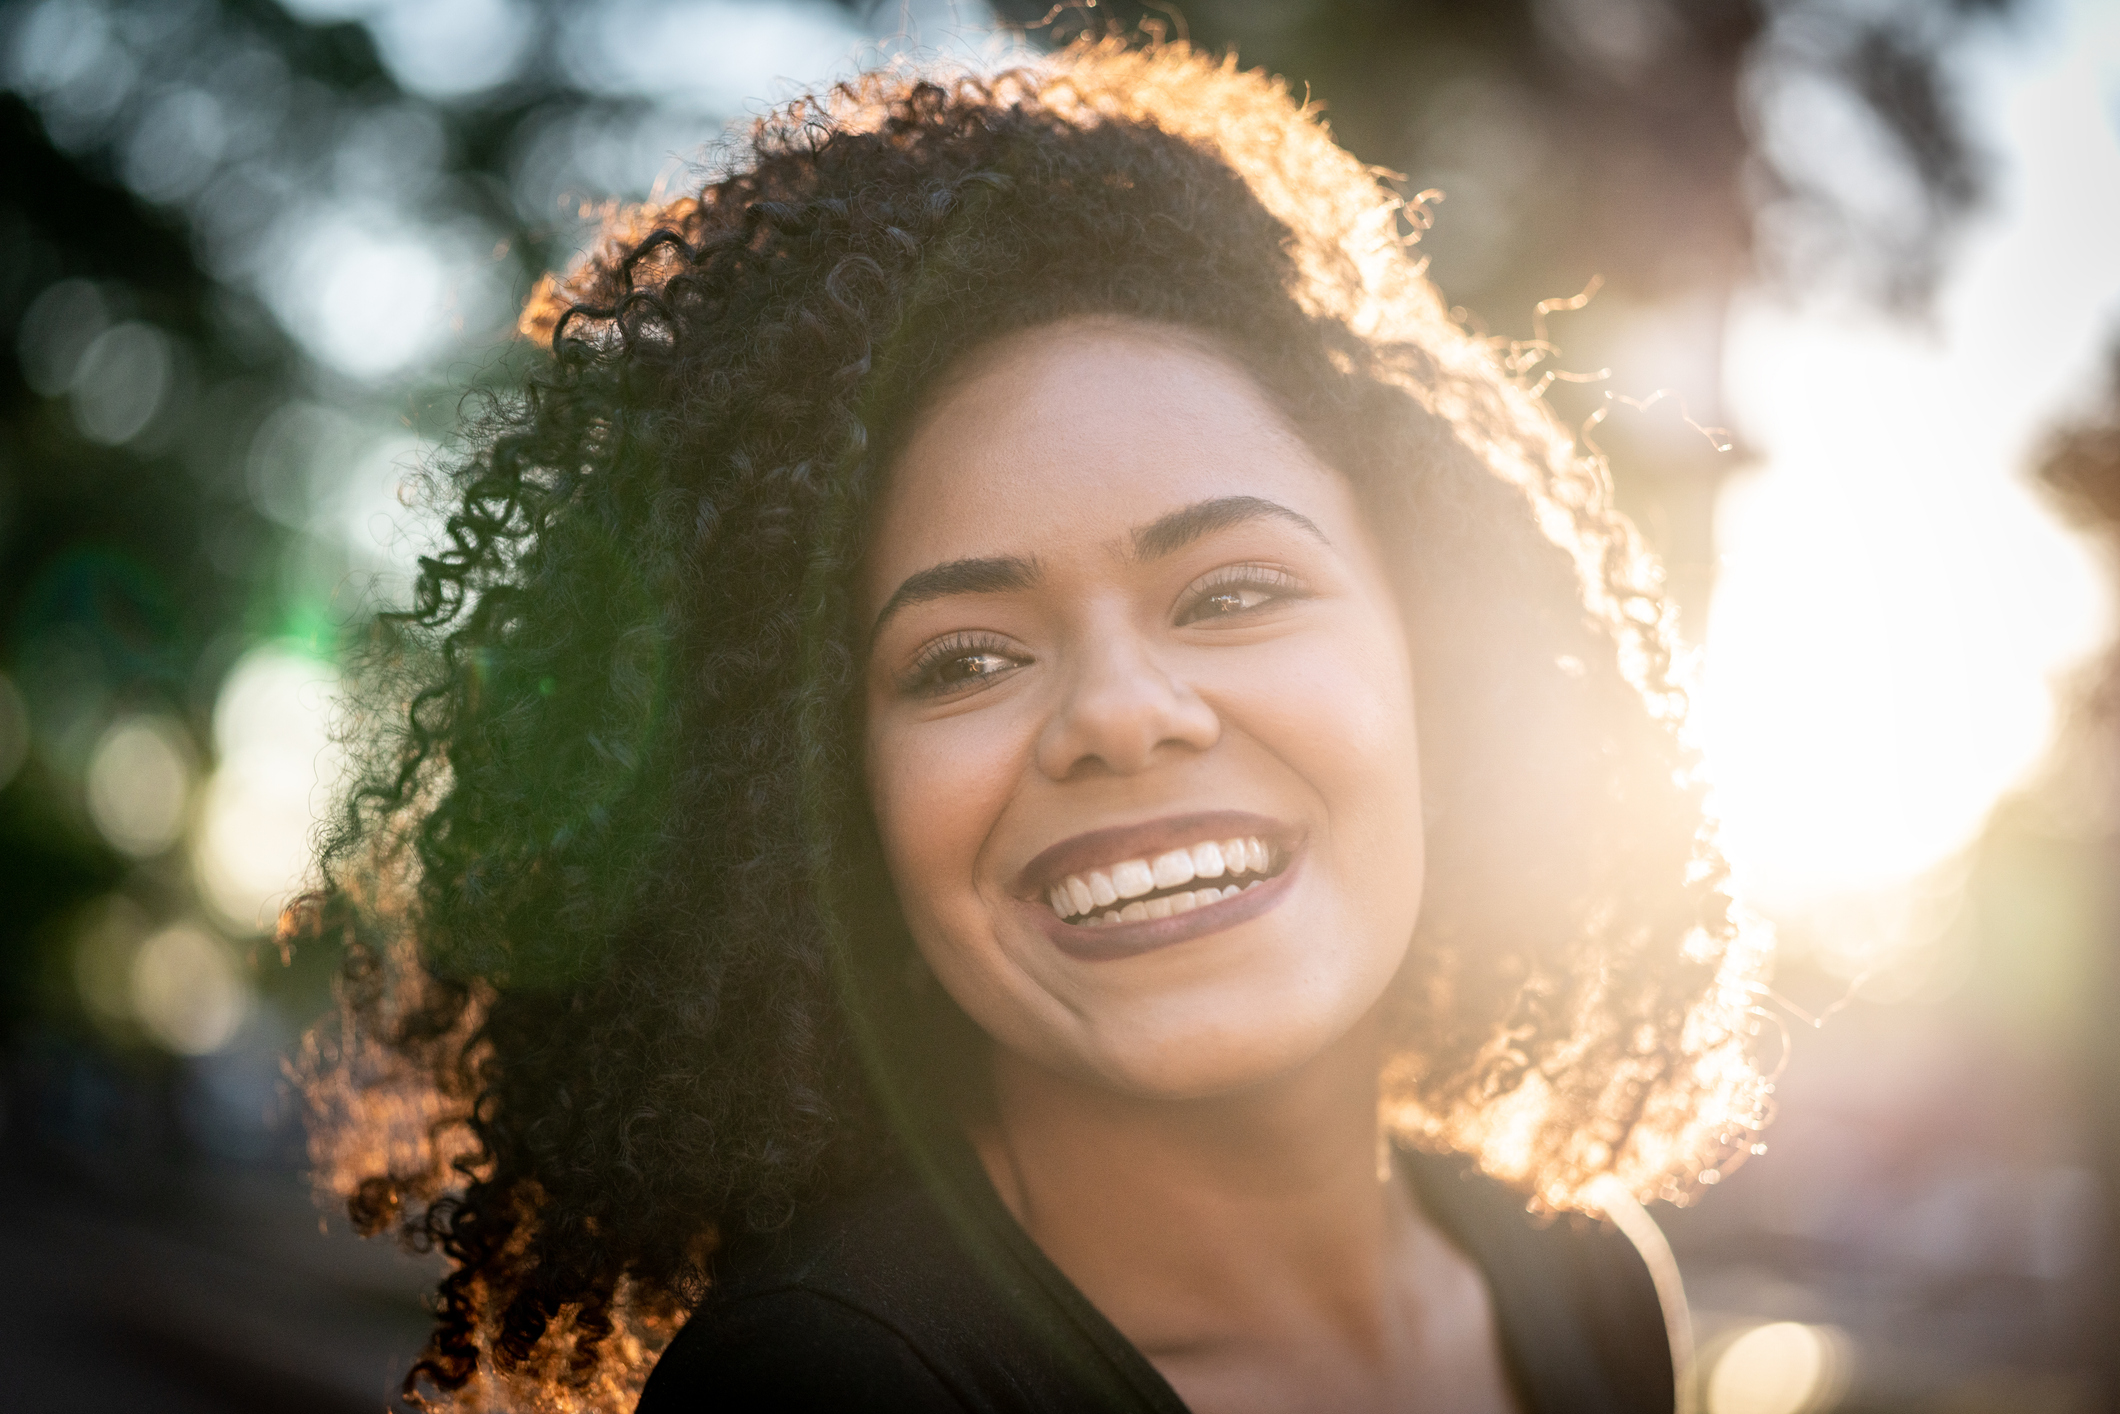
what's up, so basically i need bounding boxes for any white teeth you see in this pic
[1150,849,1195,889]
[1111,859,1155,899]
[1046,837,1278,920]
[1068,883,1253,926]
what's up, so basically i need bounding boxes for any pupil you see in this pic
[1209,592,1244,613]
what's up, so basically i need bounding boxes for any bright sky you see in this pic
[1696,0,2120,929]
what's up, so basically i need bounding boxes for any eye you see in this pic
[1175,563,1308,626]
[902,632,1028,697]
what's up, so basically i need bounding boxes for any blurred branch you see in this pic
[2036,345,2120,534]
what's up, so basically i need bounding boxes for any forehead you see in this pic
[868,321,1337,583]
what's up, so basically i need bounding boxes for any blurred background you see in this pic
[0,0,2114,1409]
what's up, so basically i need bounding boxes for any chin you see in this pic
[1066,978,1376,1101]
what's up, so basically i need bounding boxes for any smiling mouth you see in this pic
[1044,834,1284,928]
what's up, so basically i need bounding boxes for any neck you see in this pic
[974,1017,1407,1360]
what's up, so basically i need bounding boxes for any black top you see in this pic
[640,1138,1683,1413]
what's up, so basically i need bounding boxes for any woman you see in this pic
[303,40,1768,1414]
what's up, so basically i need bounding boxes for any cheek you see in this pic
[1221,611,1425,922]
[865,700,1028,937]
[1235,616,1421,814]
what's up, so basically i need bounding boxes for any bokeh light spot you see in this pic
[129,922,249,1056]
[15,277,108,396]
[70,321,173,444]
[85,713,192,858]
[1706,1321,1848,1414]
[193,645,342,934]
[367,0,536,99]
[562,0,865,111]
[264,214,454,381]
[2,0,115,98]
[4,0,137,149]
[119,86,229,205]
[70,893,152,1027]
[244,401,364,528]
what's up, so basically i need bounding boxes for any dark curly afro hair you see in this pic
[297,39,1771,1412]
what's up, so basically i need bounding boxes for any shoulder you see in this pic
[638,1175,1116,1414]
[639,1284,967,1412]
[640,1181,973,1412]
[1405,1153,1684,1414]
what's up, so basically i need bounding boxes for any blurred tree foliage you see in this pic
[2040,349,2120,532]
[0,0,2024,1088]
[1002,0,2022,625]
[1010,0,2018,319]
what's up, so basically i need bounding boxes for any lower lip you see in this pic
[1028,857,1302,962]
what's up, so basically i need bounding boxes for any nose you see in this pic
[1034,627,1220,780]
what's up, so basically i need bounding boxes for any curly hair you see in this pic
[298,40,1770,1411]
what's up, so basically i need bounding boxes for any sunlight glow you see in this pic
[1696,5,2120,934]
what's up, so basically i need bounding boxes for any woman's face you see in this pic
[862,320,1425,1100]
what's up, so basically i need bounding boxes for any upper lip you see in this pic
[1014,809,1297,898]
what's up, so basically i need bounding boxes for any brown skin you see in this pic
[862,318,1518,1414]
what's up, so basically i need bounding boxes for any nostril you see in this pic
[1037,661,1220,781]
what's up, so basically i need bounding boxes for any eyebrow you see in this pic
[870,554,1041,640]
[1130,495,1329,560]
[869,495,1329,641]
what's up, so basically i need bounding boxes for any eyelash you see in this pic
[897,564,1307,697]
[1175,563,1308,624]
[902,631,1027,696]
